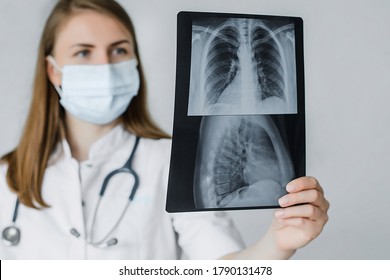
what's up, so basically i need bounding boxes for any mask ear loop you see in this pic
[47,55,63,96]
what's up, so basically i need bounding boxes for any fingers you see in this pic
[280,176,330,212]
[279,189,327,209]
[273,204,329,244]
[271,177,330,250]
[286,176,323,194]
[275,203,328,223]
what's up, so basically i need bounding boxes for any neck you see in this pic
[65,114,118,161]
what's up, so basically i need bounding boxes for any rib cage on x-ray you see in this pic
[193,115,295,208]
[204,24,240,107]
[251,24,285,101]
[188,18,297,115]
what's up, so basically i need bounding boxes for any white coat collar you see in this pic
[49,124,133,165]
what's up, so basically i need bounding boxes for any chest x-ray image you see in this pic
[188,17,297,116]
[193,115,294,208]
[166,12,305,212]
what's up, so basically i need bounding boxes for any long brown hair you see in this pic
[1,0,170,209]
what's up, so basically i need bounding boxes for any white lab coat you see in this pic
[0,125,244,259]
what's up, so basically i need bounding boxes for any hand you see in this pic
[270,176,330,256]
[220,176,329,260]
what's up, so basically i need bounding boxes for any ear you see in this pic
[46,56,62,87]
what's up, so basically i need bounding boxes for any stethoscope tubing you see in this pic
[12,199,20,223]
[2,136,140,248]
[99,136,140,199]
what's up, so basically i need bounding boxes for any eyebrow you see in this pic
[111,39,131,47]
[70,40,131,49]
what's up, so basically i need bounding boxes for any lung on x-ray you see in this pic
[166,12,305,212]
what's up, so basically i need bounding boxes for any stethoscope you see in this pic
[2,136,140,248]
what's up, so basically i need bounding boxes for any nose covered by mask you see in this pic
[48,56,140,125]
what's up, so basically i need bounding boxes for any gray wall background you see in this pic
[0,0,389,259]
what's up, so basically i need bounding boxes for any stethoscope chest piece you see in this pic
[2,225,21,246]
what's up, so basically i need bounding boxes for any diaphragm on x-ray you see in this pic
[166,12,305,212]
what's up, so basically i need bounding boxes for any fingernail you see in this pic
[279,196,289,206]
[275,210,284,218]
[286,183,296,192]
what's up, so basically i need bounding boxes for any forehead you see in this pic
[54,10,133,49]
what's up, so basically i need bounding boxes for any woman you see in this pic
[0,0,329,259]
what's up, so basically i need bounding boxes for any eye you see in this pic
[74,49,90,58]
[112,48,128,56]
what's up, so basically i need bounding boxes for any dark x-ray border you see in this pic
[166,11,305,213]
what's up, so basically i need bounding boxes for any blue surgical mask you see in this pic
[47,56,140,125]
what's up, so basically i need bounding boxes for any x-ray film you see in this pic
[166,12,305,212]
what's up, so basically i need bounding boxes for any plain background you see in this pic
[0,0,389,259]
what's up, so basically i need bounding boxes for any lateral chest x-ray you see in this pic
[166,12,305,212]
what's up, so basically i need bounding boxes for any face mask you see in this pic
[47,56,140,125]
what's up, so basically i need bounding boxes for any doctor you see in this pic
[0,0,329,259]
